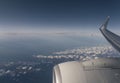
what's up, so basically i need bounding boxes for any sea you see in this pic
[0,33,109,83]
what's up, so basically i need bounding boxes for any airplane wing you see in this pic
[100,16,120,52]
[53,17,120,83]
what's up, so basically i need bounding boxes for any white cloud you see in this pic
[34,46,120,61]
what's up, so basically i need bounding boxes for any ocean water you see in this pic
[0,34,110,83]
[0,34,108,62]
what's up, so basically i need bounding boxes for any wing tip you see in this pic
[99,16,110,31]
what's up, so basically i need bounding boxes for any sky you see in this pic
[0,0,120,33]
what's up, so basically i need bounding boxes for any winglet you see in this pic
[99,16,120,52]
[99,16,110,31]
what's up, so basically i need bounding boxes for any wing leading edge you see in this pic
[100,16,120,52]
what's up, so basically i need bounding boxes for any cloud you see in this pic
[34,46,120,61]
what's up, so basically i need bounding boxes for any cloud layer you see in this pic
[34,46,120,61]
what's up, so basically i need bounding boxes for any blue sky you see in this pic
[0,0,120,32]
